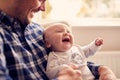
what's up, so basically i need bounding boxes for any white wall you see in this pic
[88,51,120,78]
[72,26,120,78]
[72,26,120,51]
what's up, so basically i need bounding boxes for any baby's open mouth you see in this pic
[62,38,70,42]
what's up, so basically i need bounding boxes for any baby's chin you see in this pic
[62,45,72,51]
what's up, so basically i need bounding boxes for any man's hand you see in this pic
[99,66,117,80]
[57,65,83,80]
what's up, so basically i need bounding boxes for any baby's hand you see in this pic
[95,38,103,46]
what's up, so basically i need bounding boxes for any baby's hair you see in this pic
[43,21,72,41]
[43,21,71,30]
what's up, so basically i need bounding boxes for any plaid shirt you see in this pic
[0,10,48,80]
[0,10,99,80]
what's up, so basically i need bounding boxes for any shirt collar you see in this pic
[0,10,26,32]
[0,10,15,26]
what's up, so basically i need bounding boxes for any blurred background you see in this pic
[33,0,120,22]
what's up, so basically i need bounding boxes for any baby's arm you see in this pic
[46,64,64,79]
[46,55,60,79]
[46,57,83,80]
[46,53,68,79]
[95,38,103,46]
[81,37,103,57]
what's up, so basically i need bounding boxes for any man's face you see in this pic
[14,0,46,24]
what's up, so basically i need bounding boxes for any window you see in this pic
[33,0,120,26]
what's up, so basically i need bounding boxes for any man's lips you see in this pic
[32,8,40,13]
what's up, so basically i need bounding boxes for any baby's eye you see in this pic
[67,30,71,33]
[56,30,63,32]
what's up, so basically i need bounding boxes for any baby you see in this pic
[44,21,103,80]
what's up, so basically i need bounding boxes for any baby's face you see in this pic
[45,23,74,52]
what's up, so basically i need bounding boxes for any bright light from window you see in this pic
[33,0,120,26]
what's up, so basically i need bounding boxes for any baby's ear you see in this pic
[45,41,51,48]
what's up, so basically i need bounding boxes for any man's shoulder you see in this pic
[26,22,44,32]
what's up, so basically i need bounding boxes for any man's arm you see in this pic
[99,66,117,80]
[0,35,12,80]
[87,61,117,80]
[57,65,82,80]
[87,61,100,79]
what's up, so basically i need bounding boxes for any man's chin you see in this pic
[25,16,33,24]
[27,13,34,23]
[20,19,32,26]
